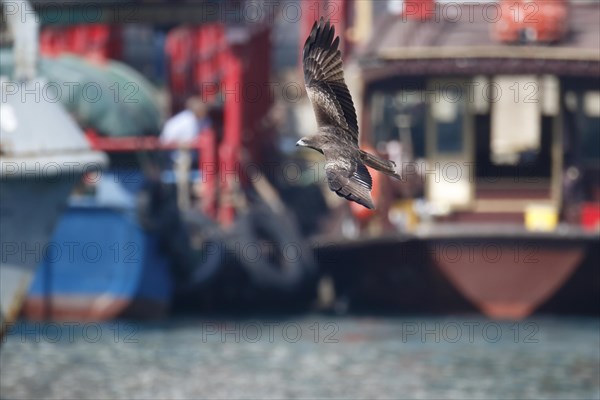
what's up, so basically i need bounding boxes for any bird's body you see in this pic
[297,18,401,209]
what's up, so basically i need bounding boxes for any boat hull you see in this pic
[23,206,172,321]
[316,230,599,318]
[430,239,585,319]
[0,177,75,327]
[22,296,168,321]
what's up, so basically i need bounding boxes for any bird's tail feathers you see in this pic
[360,150,401,180]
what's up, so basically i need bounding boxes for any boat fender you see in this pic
[235,205,317,293]
[178,210,224,289]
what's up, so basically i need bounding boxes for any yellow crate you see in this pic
[525,204,558,231]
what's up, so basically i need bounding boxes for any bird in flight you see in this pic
[297,18,401,210]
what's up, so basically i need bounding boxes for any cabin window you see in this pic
[490,75,541,166]
[540,75,560,116]
[475,75,553,179]
[425,80,473,210]
[431,87,465,154]
[581,91,600,164]
[472,75,490,114]
[370,90,426,158]
[565,90,600,165]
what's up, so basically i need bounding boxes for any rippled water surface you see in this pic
[1,316,598,399]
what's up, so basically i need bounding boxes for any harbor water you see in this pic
[1,315,599,399]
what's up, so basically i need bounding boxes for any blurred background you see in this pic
[1,0,599,398]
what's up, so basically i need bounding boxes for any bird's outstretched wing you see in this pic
[303,18,358,144]
[323,150,374,209]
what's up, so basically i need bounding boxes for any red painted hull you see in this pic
[431,242,585,319]
[317,232,597,318]
[22,296,168,321]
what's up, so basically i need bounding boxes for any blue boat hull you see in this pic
[24,206,172,321]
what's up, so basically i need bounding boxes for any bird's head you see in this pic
[296,136,320,152]
[295,137,308,147]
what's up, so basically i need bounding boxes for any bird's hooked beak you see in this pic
[296,139,307,147]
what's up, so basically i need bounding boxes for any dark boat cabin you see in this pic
[356,0,599,231]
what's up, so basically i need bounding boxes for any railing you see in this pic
[85,128,218,219]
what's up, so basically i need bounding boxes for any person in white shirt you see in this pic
[160,96,212,210]
[160,96,211,146]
